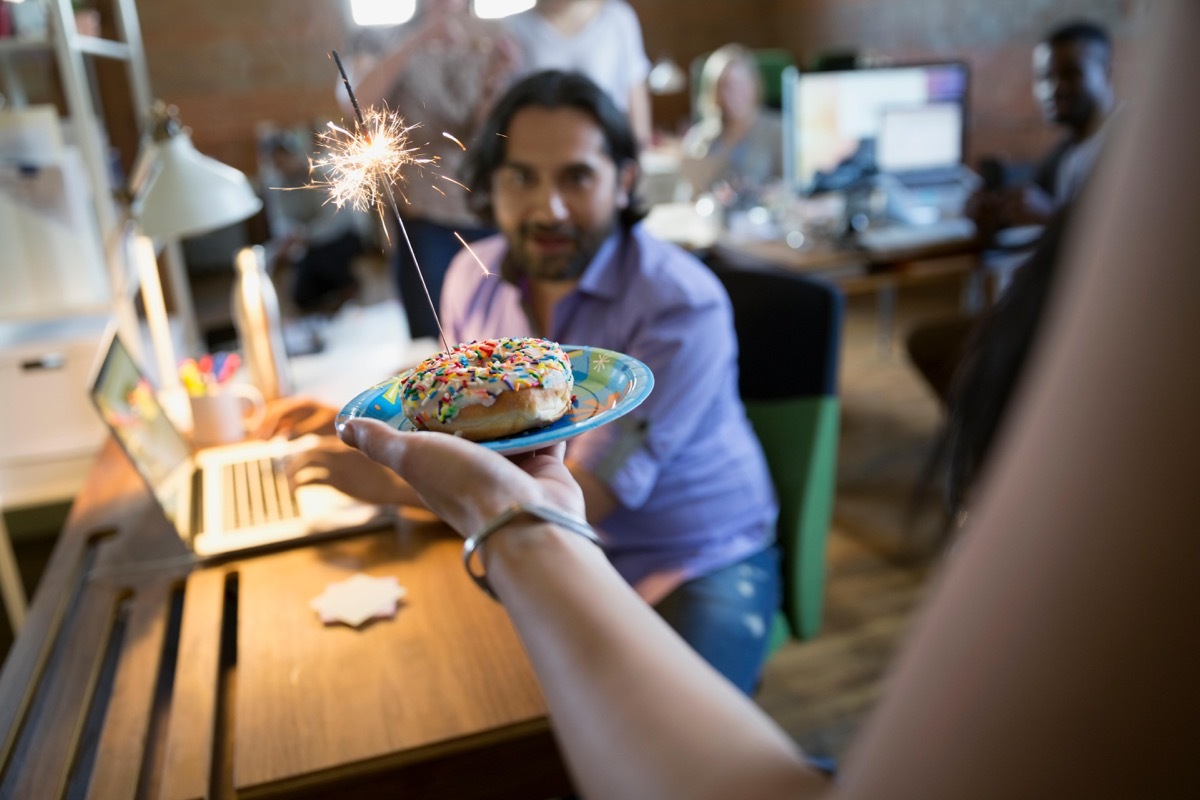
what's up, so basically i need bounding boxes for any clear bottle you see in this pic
[231,245,292,401]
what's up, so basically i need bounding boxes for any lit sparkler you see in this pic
[312,111,431,214]
[316,50,462,351]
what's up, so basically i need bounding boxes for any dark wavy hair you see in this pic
[462,69,647,228]
[917,202,1077,545]
[1045,19,1113,66]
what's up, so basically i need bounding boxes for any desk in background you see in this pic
[0,437,570,795]
[714,232,983,352]
[645,201,984,350]
[287,301,440,410]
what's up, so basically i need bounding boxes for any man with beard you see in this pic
[277,71,782,695]
[441,70,780,694]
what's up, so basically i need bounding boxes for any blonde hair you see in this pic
[694,43,762,122]
[683,44,762,160]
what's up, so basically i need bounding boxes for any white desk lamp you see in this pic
[126,104,262,398]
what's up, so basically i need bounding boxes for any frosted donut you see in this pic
[397,337,574,441]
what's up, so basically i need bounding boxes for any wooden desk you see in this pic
[712,232,981,287]
[713,234,984,351]
[0,441,571,799]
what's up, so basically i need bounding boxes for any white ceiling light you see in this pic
[350,0,416,26]
[473,0,535,20]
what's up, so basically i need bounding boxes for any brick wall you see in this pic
[138,0,353,175]
[137,0,1140,177]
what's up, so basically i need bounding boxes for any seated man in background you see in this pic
[680,43,784,206]
[908,19,1116,405]
[970,19,1116,243]
[259,131,364,316]
[271,71,782,695]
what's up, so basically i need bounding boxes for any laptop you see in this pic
[87,327,391,557]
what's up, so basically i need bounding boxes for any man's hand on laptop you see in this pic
[285,436,422,508]
[255,396,338,440]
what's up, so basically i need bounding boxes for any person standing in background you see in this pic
[346,0,520,341]
[504,0,652,145]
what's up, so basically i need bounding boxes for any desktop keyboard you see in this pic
[856,218,977,253]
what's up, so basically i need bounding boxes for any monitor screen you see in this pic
[783,61,969,193]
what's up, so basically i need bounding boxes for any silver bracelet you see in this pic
[462,503,603,601]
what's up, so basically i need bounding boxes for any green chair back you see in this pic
[747,397,840,644]
[709,262,844,643]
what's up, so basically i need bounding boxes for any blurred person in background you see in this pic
[505,0,652,145]
[908,19,1117,406]
[346,0,520,341]
[680,44,783,205]
[260,130,363,316]
[969,19,1116,242]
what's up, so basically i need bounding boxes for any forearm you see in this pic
[627,82,652,147]
[483,521,827,800]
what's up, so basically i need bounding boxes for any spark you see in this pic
[311,109,431,214]
[439,175,470,192]
[442,132,467,151]
[455,232,491,277]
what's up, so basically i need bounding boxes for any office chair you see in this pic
[709,261,844,643]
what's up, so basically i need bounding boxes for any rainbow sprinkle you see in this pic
[397,338,573,425]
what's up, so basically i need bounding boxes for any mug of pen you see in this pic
[181,353,266,448]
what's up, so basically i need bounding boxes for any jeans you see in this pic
[392,216,494,340]
[653,545,781,695]
[291,230,363,313]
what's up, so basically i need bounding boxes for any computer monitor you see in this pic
[782,61,969,194]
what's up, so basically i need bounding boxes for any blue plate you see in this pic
[336,345,654,455]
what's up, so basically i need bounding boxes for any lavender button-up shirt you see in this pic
[441,224,778,586]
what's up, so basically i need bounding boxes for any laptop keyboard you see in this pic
[220,457,300,533]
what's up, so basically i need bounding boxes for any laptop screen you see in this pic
[89,330,193,529]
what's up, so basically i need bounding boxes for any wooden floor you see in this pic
[755,280,964,763]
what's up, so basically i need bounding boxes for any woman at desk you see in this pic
[679,44,784,206]
[337,2,1200,796]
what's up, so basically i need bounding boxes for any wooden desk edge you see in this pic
[237,718,566,800]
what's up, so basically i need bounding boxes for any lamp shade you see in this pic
[135,132,262,240]
[648,58,687,95]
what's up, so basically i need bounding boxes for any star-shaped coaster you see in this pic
[310,572,408,628]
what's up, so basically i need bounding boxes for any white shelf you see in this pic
[0,37,52,57]
[0,0,153,505]
[76,36,132,61]
[0,35,129,61]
